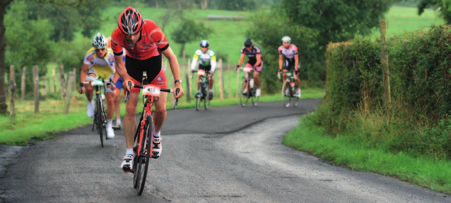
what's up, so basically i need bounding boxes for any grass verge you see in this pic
[283,117,451,194]
[0,88,324,146]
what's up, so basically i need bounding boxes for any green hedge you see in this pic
[311,25,450,158]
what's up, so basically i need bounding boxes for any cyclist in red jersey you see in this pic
[111,6,184,173]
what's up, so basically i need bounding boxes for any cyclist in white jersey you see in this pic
[278,36,301,98]
[190,40,217,100]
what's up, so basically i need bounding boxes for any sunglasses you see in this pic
[96,48,106,51]
[201,46,208,48]
[283,41,290,44]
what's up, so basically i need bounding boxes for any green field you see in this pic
[370,6,444,38]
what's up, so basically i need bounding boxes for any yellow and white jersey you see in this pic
[83,48,116,80]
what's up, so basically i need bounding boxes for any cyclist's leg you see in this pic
[253,62,262,89]
[150,68,168,158]
[85,72,96,117]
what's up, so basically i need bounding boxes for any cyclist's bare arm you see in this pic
[114,55,133,92]
[162,46,184,98]
[294,54,299,71]
[80,63,89,83]
[237,54,245,68]
[254,54,262,68]
[279,55,284,71]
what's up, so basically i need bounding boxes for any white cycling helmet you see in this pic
[92,32,108,49]
[282,36,291,43]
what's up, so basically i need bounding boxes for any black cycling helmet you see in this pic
[244,38,252,47]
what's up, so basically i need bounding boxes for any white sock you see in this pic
[125,148,134,156]
[153,130,160,138]
[116,119,121,125]
[107,118,112,129]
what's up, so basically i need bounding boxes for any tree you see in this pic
[171,17,213,57]
[281,0,393,49]
[0,0,110,114]
[5,1,55,94]
[418,0,451,23]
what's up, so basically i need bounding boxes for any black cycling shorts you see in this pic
[198,64,211,72]
[125,54,162,84]
[283,58,296,71]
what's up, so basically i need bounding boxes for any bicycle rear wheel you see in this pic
[135,115,153,196]
[96,98,104,147]
[282,82,291,108]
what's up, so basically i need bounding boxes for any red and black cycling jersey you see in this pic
[241,45,262,66]
[111,19,169,60]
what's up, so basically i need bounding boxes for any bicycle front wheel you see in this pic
[204,91,210,110]
[282,82,291,108]
[96,98,104,147]
[136,115,153,196]
[239,79,249,107]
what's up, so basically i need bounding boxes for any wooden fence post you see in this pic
[380,19,391,106]
[21,67,26,100]
[185,73,191,103]
[42,76,48,99]
[59,65,66,100]
[33,66,40,113]
[218,59,224,100]
[52,69,57,93]
[64,71,75,114]
[73,68,77,92]
[228,59,232,98]
[9,65,16,122]
[46,75,51,96]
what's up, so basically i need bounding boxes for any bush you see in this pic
[311,25,450,158]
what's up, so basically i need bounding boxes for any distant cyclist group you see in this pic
[77,6,301,194]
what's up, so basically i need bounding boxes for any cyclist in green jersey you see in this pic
[190,40,217,100]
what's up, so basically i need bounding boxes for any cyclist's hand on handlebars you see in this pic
[235,65,240,71]
[78,82,84,94]
[277,71,281,80]
[124,79,134,92]
[174,82,184,99]
[78,87,84,94]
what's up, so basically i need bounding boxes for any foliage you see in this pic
[418,0,451,23]
[171,17,213,56]
[312,25,450,159]
[27,0,111,41]
[280,0,393,49]
[56,36,92,75]
[217,0,256,10]
[5,1,55,94]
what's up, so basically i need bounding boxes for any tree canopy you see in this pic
[171,17,213,56]
[418,0,451,23]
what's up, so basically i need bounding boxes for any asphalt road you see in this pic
[0,99,449,202]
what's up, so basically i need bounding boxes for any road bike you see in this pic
[280,71,299,108]
[124,73,178,196]
[81,78,111,147]
[238,68,259,107]
[192,70,211,111]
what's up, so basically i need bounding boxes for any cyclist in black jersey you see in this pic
[235,38,263,96]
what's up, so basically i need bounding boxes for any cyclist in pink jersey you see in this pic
[278,36,301,98]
